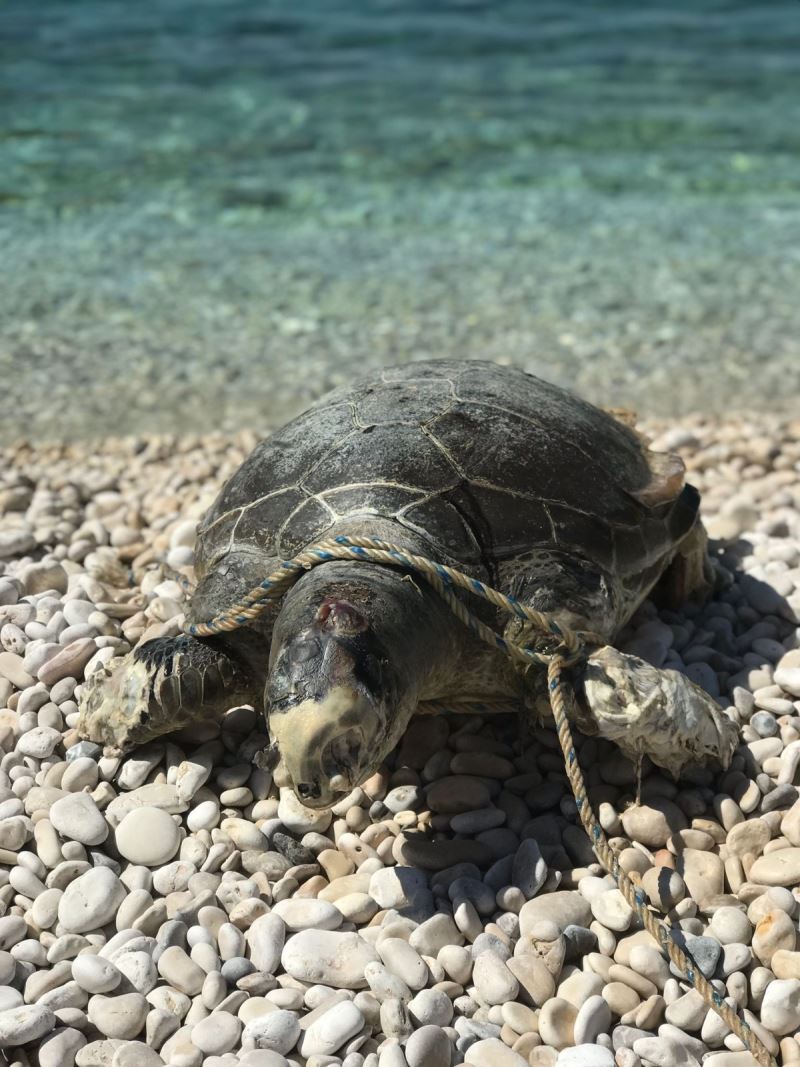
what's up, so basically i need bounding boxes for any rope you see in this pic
[547,656,772,1066]
[181,534,774,1067]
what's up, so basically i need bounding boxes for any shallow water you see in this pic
[2,1,800,441]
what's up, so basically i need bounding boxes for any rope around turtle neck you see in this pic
[183,534,774,1067]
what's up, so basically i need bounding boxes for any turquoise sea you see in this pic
[2,1,800,441]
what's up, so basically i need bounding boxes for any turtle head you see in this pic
[266,583,403,808]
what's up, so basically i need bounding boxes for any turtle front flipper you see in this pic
[77,635,254,754]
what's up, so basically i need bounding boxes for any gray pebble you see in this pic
[221,957,256,984]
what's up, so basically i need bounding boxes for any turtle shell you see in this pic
[189,361,698,624]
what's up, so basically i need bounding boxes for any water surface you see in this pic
[2,1,799,440]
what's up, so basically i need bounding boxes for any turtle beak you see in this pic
[268,688,375,808]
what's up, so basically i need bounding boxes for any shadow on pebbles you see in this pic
[0,413,799,1067]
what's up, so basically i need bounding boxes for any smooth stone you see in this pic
[115,807,180,866]
[405,1024,452,1067]
[672,933,721,979]
[572,995,612,1045]
[563,925,598,963]
[464,1038,528,1066]
[676,849,724,903]
[640,867,686,911]
[438,944,474,987]
[776,665,800,698]
[472,952,520,1005]
[238,1055,290,1067]
[366,960,409,1007]
[620,801,687,848]
[186,800,220,832]
[39,1026,87,1067]
[759,979,800,1035]
[247,913,286,974]
[0,1004,57,1047]
[115,951,157,996]
[0,990,22,1013]
[87,993,148,1040]
[664,988,706,1031]
[333,891,379,924]
[749,849,800,886]
[0,651,35,688]
[58,867,127,933]
[720,942,752,977]
[281,930,378,989]
[590,890,633,932]
[242,1010,301,1055]
[277,789,332,834]
[450,807,506,833]
[105,786,186,830]
[538,997,577,1050]
[156,947,206,995]
[394,835,494,870]
[507,955,556,1007]
[427,776,492,814]
[707,906,752,946]
[633,1036,700,1067]
[772,950,800,980]
[377,938,429,991]
[272,898,342,932]
[383,785,423,813]
[520,892,592,936]
[17,725,62,758]
[408,988,453,1027]
[220,817,267,852]
[556,1048,615,1067]
[726,818,771,858]
[409,913,463,956]
[704,1056,766,1067]
[72,955,122,994]
[781,801,800,846]
[559,972,605,1010]
[299,999,365,1057]
[39,638,97,685]
[512,838,548,899]
[191,1013,242,1054]
[752,909,796,964]
[50,793,109,846]
[369,866,429,910]
[0,915,27,949]
[111,1042,165,1067]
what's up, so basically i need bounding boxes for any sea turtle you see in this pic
[79,360,722,807]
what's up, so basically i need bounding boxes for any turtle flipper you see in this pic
[503,551,620,645]
[77,635,253,754]
[652,517,715,609]
[576,645,738,778]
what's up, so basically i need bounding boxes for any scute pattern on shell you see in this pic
[190,361,698,624]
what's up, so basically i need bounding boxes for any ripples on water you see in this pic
[2,1,800,439]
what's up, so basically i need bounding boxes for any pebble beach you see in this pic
[0,412,799,1067]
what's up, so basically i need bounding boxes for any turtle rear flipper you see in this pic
[652,514,715,609]
[577,645,737,778]
[77,635,254,754]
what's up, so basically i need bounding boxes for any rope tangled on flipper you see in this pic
[181,534,774,1067]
